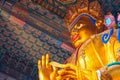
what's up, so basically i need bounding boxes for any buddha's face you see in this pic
[70,16,96,48]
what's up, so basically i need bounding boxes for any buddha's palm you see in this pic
[38,54,58,80]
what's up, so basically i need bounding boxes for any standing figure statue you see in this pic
[38,0,120,80]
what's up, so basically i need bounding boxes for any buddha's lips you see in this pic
[72,34,80,42]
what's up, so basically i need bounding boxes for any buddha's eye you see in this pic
[72,23,85,32]
[77,23,80,27]
[77,23,85,29]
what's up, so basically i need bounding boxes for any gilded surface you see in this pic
[38,28,120,80]
[38,0,120,80]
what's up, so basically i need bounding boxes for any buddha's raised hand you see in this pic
[38,54,58,80]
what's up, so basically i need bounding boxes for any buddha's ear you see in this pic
[95,19,103,29]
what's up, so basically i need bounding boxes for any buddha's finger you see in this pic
[38,60,42,75]
[42,55,46,67]
[46,54,49,67]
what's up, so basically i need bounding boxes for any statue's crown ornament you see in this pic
[64,0,103,31]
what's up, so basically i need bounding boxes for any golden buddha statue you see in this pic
[38,0,120,80]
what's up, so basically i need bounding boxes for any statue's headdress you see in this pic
[64,0,104,31]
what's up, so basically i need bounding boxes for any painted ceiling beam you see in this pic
[32,0,66,17]
[0,1,71,44]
